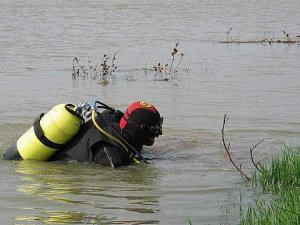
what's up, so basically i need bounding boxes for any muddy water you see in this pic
[1,0,300,224]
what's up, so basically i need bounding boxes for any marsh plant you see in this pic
[220,29,300,44]
[221,115,300,224]
[245,146,300,225]
[252,145,300,192]
[226,27,233,43]
[72,54,117,81]
[153,43,184,81]
[72,44,187,84]
[241,189,300,225]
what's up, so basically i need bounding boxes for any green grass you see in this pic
[241,189,300,225]
[253,145,300,192]
[241,145,300,225]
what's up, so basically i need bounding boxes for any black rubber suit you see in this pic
[50,110,135,168]
[3,101,162,168]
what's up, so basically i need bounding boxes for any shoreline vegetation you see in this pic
[219,29,300,45]
[242,147,300,225]
[71,43,186,84]
[221,115,300,225]
[219,39,300,44]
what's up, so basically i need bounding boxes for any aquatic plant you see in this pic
[226,27,233,43]
[241,145,300,222]
[100,54,117,76]
[219,29,300,44]
[241,188,300,225]
[221,114,300,189]
[221,115,300,224]
[153,43,185,81]
[72,44,187,84]
[72,53,117,81]
[240,146,300,224]
[153,62,168,76]
[253,145,300,192]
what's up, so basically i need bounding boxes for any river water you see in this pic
[1,0,300,224]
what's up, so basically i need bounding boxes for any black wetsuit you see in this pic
[3,110,140,168]
[50,110,136,168]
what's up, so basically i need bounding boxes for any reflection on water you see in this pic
[14,160,160,224]
[16,210,109,225]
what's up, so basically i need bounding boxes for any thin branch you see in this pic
[169,55,175,75]
[250,139,267,173]
[221,114,251,181]
[110,52,118,75]
[169,43,178,75]
[72,57,80,75]
[173,53,184,73]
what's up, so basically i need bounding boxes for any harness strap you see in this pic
[93,111,134,158]
[33,113,65,149]
[94,110,148,164]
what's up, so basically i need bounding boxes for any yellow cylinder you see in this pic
[17,104,82,161]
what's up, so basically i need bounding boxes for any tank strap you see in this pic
[33,113,65,149]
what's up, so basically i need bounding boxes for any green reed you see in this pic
[253,145,300,192]
[241,189,300,225]
[241,145,300,225]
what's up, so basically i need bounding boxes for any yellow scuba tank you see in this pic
[16,104,83,161]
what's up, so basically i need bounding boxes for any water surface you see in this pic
[1,0,300,224]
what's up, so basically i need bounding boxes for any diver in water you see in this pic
[3,101,163,168]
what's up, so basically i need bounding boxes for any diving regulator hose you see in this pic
[89,101,148,164]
